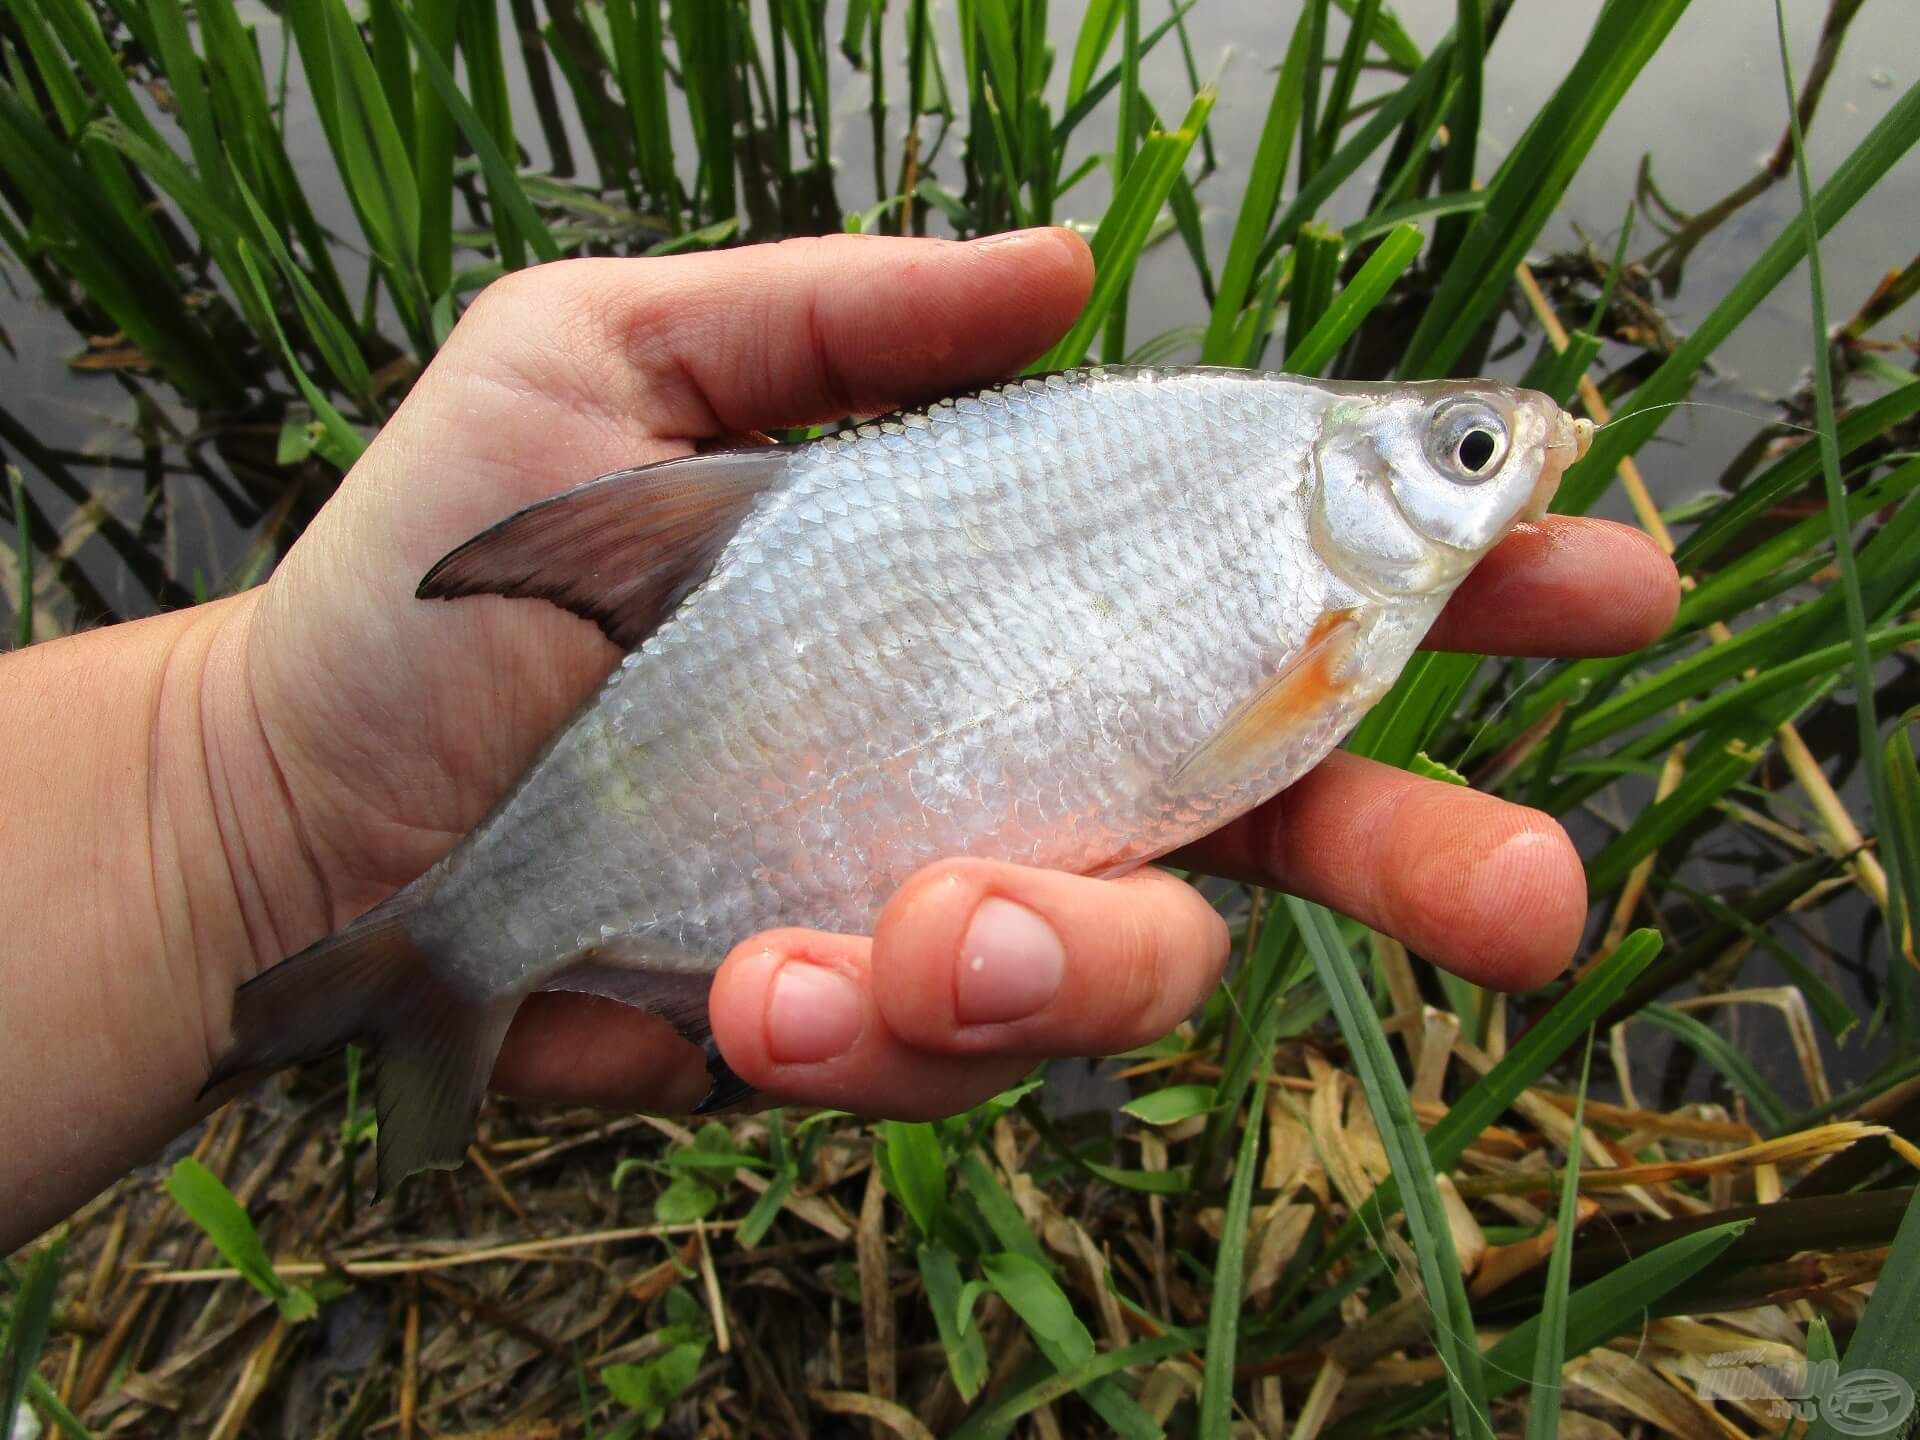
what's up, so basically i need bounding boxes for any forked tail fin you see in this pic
[203,887,518,1195]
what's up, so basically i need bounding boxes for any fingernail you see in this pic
[956,897,1065,1025]
[766,961,865,1064]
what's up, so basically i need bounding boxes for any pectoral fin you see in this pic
[1168,609,1362,798]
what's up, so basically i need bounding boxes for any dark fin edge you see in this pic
[416,447,792,650]
[541,961,760,1114]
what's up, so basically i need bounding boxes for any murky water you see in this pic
[2,1,1916,1107]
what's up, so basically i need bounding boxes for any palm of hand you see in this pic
[202,233,1678,1123]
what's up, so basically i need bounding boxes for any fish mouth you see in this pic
[1521,409,1590,520]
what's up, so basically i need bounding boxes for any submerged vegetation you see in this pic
[3,0,1920,1435]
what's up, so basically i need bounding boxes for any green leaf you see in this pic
[880,1120,949,1239]
[167,1158,316,1322]
[1,1233,65,1440]
[1292,897,1492,1439]
[602,1340,707,1419]
[1198,1060,1265,1438]
[1563,77,1920,513]
[1030,87,1215,373]
[1282,222,1423,376]
[917,1245,989,1401]
[1527,1031,1594,1440]
[1320,931,1662,1272]
[1120,1083,1215,1125]
[982,1252,1094,1365]
[1401,0,1693,378]
[392,1,560,266]
[653,1174,718,1225]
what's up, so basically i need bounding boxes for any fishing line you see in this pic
[1593,399,1824,436]
[1540,399,1824,454]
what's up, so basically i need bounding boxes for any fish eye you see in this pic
[1427,401,1509,483]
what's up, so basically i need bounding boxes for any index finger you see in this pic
[1423,516,1679,657]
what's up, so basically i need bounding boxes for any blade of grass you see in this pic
[1049,0,1199,152]
[1631,1003,1792,1132]
[1065,0,1122,108]
[1282,222,1344,363]
[455,0,520,267]
[393,2,560,266]
[411,0,459,296]
[1806,1186,1920,1440]
[1291,896,1493,1440]
[1526,1030,1593,1440]
[1679,383,1920,574]
[1563,76,1920,513]
[1255,29,1456,274]
[1400,0,1692,379]
[1774,0,1906,969]
[1197,1057,1266,1438]
[1295,0,1327,186]
[0,1232,64,1439]
[606,0,677,219]
[1341,189,1483,248]
[1101,0,1140,364]
[1314,0,1380,175]
[1031,88,1215,372]
[234,240,367,468]
[673,0,737,221]
[952,1335,1192,1440]
[0,83,237,403]
[1200,9,1309,363]
[9,0,171,275]
[1346,651,1481,768]
[1354,1219,1753,1433]
[1888,711,1920,967]
[9,466,30,648]
[1311,930,1662,1277]
[1431,0,1482,270]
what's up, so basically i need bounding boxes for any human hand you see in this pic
[199,230,1679,1123]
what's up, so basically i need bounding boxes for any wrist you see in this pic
[162,591,336,997]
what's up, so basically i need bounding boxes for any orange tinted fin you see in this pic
[1168,609,1362,797]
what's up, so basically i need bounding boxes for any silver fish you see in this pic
[209,366,1591,1189]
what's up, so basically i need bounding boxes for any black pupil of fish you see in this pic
[1457,428,1497,472]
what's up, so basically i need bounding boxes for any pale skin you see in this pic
[0,231,1679,1251]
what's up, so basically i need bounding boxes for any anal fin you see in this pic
[541,959,759,1114]
[1169,609,1363,798]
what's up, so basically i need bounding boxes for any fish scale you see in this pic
[208,364,1587,1191]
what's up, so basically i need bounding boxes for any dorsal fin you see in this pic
[417,446,792,649]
